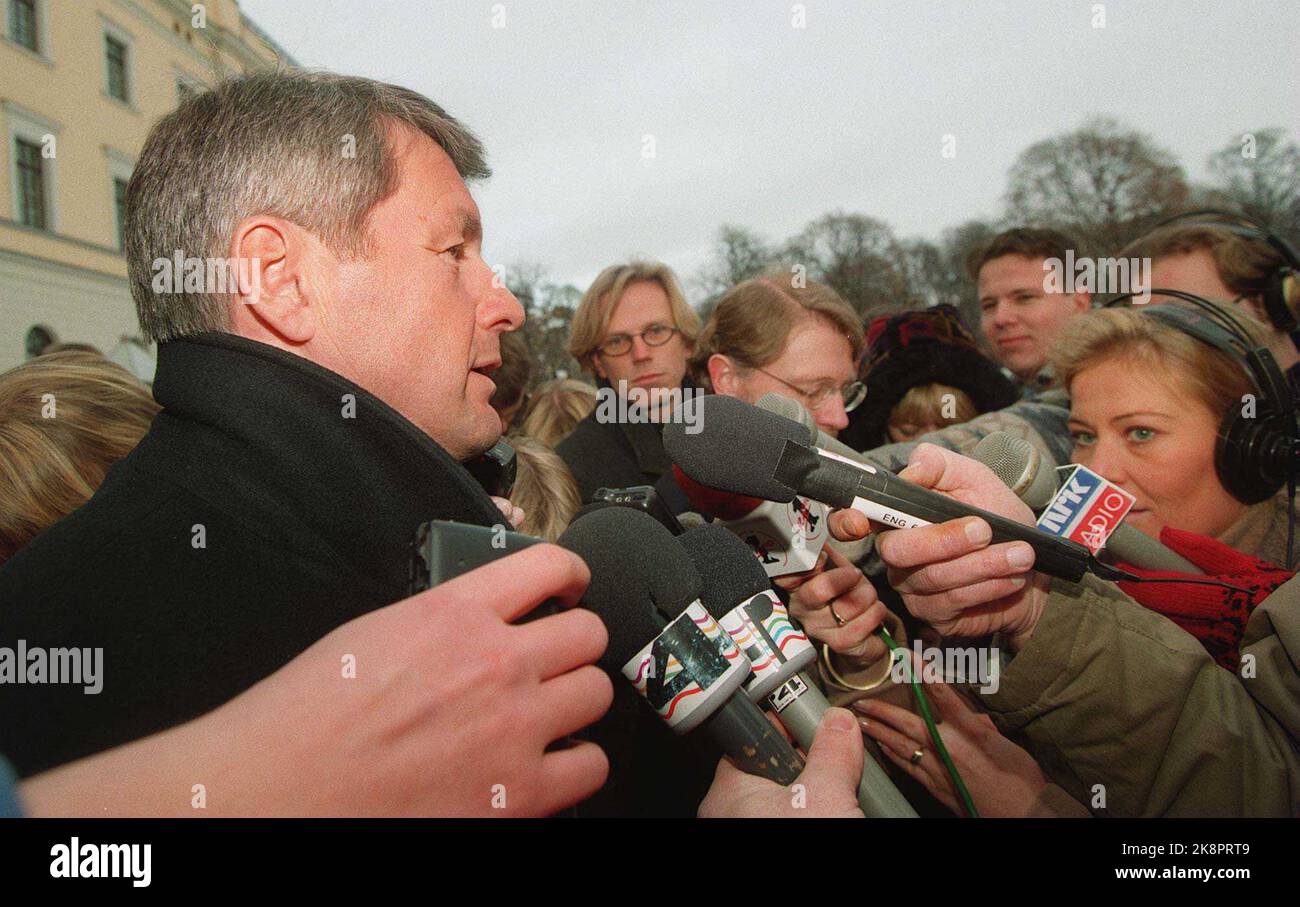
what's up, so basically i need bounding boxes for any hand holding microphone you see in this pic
[698,708,867,819]
[664,395,1108,584]
[970,432,1203,575]
[834,443,1051,650]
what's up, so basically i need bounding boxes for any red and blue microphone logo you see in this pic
[1035,465,1136,555]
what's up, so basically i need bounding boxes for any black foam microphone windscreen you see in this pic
[664,395,810,501]
[561,504,807,783]
[676,524,773,620]
[557,507,700,669]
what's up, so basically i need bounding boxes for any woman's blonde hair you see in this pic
[567,261,699,375]
[518,378,597,448]
[1049,300,1270,421]
[689,276,865,387]
[889,383,977,431]
[509,438,582,542]
[0,352,160,563]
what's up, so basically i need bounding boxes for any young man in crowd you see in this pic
[557,260,700,517]
[973,227,1092,395]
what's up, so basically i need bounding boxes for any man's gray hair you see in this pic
[125,68,489,343]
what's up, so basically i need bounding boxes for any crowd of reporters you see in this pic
[0,68,1296,818]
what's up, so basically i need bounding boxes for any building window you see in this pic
[113,177,129,249]
[105,33,129,102]
[8,0,38,52]
[15,137,46,229]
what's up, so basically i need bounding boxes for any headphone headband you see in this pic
[1103,289,1297,508]
[1154,208,1300,270]
[1103,290,1293,415]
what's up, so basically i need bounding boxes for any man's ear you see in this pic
[228,216,319,345]
[708,353,739,395]
[1073,291,1092,313]
[591,354,607,381]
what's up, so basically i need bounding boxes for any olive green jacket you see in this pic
[978,573,1300,817]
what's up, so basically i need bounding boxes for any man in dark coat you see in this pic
[556,262,701,522]
[0,71,526,777]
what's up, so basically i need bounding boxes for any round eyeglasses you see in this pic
[596,323,680,357]
[754,366,867,413]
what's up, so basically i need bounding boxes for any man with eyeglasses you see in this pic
[697,277,866,438]
[558,261,728,816]
[558,261,702,528]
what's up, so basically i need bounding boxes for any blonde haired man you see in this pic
[557,261,700,517]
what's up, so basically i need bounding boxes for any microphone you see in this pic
[558,507,806,785]
[757,392,870,465]
[664,395,1116,583]
[971,433,1203,575]
[672,464,829,577]
[969,432,1057,510]
[678,524,918,818]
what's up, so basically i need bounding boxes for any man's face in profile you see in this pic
[323,123,524,461]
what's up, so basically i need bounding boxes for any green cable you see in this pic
[878,626,979,818]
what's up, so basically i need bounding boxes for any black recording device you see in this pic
[592,484,685,534]
[409,519,548,598]
[465,437,518,498]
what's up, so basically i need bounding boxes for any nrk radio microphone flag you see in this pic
[1035,465,1136,555]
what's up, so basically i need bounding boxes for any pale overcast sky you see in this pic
[240,0,1299,296]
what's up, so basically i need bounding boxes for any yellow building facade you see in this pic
[0,0,292,373]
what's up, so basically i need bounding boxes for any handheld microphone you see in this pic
[971,433,1203,575]
[757,392,870,465]
[558,507,806,785]
[664,395,1116,583]
[679,524,918,818]
[673,465,829,576]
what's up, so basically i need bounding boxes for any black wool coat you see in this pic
[0,334,504,777]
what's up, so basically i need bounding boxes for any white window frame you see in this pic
[4,0,49,61]
[5,101,60,231]
[100,15,136,108]
[106,147,134,251]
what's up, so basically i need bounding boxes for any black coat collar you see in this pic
[147,333,504,587]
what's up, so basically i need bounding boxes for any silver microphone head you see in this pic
[972,432,1057,510]
[756,392,814,431]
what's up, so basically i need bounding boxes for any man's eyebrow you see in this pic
[458,210,482,241]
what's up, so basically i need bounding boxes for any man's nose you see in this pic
[814,395,850,436]
[481,279,525,332]
[992,300,1017,326]
[630,335,653,361]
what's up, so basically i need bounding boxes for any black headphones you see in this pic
[1153,209,1300,334]
[1104,289,1297,507]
